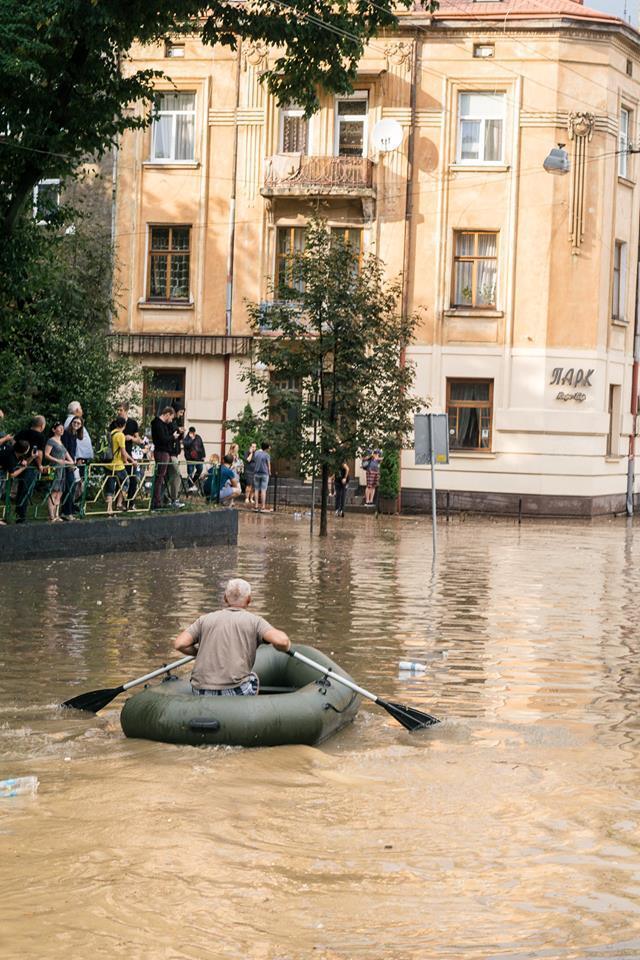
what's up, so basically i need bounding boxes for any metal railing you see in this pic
[1,461,223,524]
[263,155,374,191]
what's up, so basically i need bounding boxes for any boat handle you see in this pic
[189,718,221,732]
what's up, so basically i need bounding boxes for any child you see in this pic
[364,449,382,506]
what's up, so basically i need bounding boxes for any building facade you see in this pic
[114,0,640,514]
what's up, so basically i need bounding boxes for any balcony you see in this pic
[262,155,375,200]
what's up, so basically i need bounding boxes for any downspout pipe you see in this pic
[398,35,420,511]
[221,40,242,456]
[626,252,640,516]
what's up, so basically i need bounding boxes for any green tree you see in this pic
[0,219,139,435]
[228,403,264,456]
[0,0,431,234]
[244,221,422,536]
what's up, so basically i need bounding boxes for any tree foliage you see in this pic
[0,0,427,232]
[243,221,422,535]
[0,219,139,434]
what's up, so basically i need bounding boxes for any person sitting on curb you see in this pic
[173,577,291,696]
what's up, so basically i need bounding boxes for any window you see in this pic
[275,226,306,292]
[458,92,504,163]
[627,59,633,77]
[612,240,627,321]
[147,226,191,302]
[33,179,60,222]
[331,227,364,271]
[473,44,494,58]
[143,369,185,425]
[151,92,196,162]
[447,380,493,451]
[165,40,185,58]
[607,384,621,457]
[279,105,308,154]
[336,93,368,157]
[619,108,631,178]
[452,231,498,308]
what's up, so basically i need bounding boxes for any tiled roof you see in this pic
[431,0,626,26]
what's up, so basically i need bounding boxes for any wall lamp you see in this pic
[543,143,570,175]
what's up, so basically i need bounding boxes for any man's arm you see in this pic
[174,629,199,656]
[263,627,291,652]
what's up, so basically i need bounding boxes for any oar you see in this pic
[288,649,439,730]
[61,655,195,713]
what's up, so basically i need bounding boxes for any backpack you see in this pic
[98,434,113,464]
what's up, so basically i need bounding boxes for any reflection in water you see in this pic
[1,515,640,959]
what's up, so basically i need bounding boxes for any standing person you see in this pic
[14,415,47,524]
[150,407,176,510]
[167,404,185,507]
[104,416,135,516]
[45,422,75,522]
[64,401,93,461]
[0,440,31,524]
[0,410,12,448]
[252,442,272,513]
[219,453,242,507]
[243,442,257,506]
[226,442,244,497]
[173,577,291,696]
[334,458,350,518]
[109,402,141,510]
[364,449,382,507]
[184,427,206,490]
[61,415,82,519]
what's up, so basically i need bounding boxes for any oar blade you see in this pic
[61,685,124,714]
[381,699,439,731]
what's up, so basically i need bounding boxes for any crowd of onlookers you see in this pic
[0,400,274,525]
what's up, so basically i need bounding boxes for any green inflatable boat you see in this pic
[120,644,360,747]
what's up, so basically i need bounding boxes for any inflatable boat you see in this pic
[120,643,360,747]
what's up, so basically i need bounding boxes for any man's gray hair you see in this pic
[225,578,252,605]
[67,401,82,415]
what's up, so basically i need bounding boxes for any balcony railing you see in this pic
[262,155,374,195]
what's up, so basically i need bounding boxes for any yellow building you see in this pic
[113,0,640,515]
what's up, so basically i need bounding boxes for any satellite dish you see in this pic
[372,119,403,153]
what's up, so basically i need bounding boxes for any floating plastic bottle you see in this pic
[0,776,39,798]
[398,661,427,673]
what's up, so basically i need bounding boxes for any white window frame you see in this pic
[612,240,627,321]
[457,91,505,165]
[33,178,61,223]
[150,91,196,163]
[334,91,369,158]
[278,105,310,154]
[619,107,631,179]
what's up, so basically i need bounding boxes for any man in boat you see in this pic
[173,578,291,696]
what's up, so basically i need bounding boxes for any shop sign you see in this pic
[550,367,594,403]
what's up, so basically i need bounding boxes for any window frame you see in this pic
[150,90,197,163]
[451,230,499,309]
[278,105,310,154]
[146,225,192,303]
[143,367,186,425]
[619,107,631,179]
[274,225,307,293]
[612,239,627,321]
[33,178,61,223]
[446,378,494,452]
[334,91,369,158]
[456,91,505,165]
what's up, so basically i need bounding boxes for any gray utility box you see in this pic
[414,413,450,465]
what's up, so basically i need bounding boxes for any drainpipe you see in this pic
[398,35,420,511]
[626,252,640,515]
[221,40,242,456]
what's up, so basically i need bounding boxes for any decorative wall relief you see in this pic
[567,112,595,254]
[243,41,269,70]
[385,41,413,69]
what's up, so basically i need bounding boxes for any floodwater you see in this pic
[1,513,640,960]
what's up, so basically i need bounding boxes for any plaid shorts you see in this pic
[192,674,259,697]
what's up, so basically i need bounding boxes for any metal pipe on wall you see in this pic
[626,255,640,516]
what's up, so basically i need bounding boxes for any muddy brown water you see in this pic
[1,513,639,959]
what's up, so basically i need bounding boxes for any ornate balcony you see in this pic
[262,155,375,199]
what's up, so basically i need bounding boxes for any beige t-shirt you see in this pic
[187,607,273,690]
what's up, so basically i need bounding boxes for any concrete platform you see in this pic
[0,508,238,563]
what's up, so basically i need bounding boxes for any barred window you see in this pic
[148,226,191,302]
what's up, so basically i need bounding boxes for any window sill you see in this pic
[605,456,622,463]
[445,308,503,319]
[143,161,200,169]
[450,163,510,173]
[611,317,629,327]
[449,451,496,459]
[138,300,195,310]
[618,175,635,188]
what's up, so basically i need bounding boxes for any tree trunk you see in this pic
[319,461,329,537]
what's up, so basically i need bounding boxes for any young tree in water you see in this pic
[244,221,421,536]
